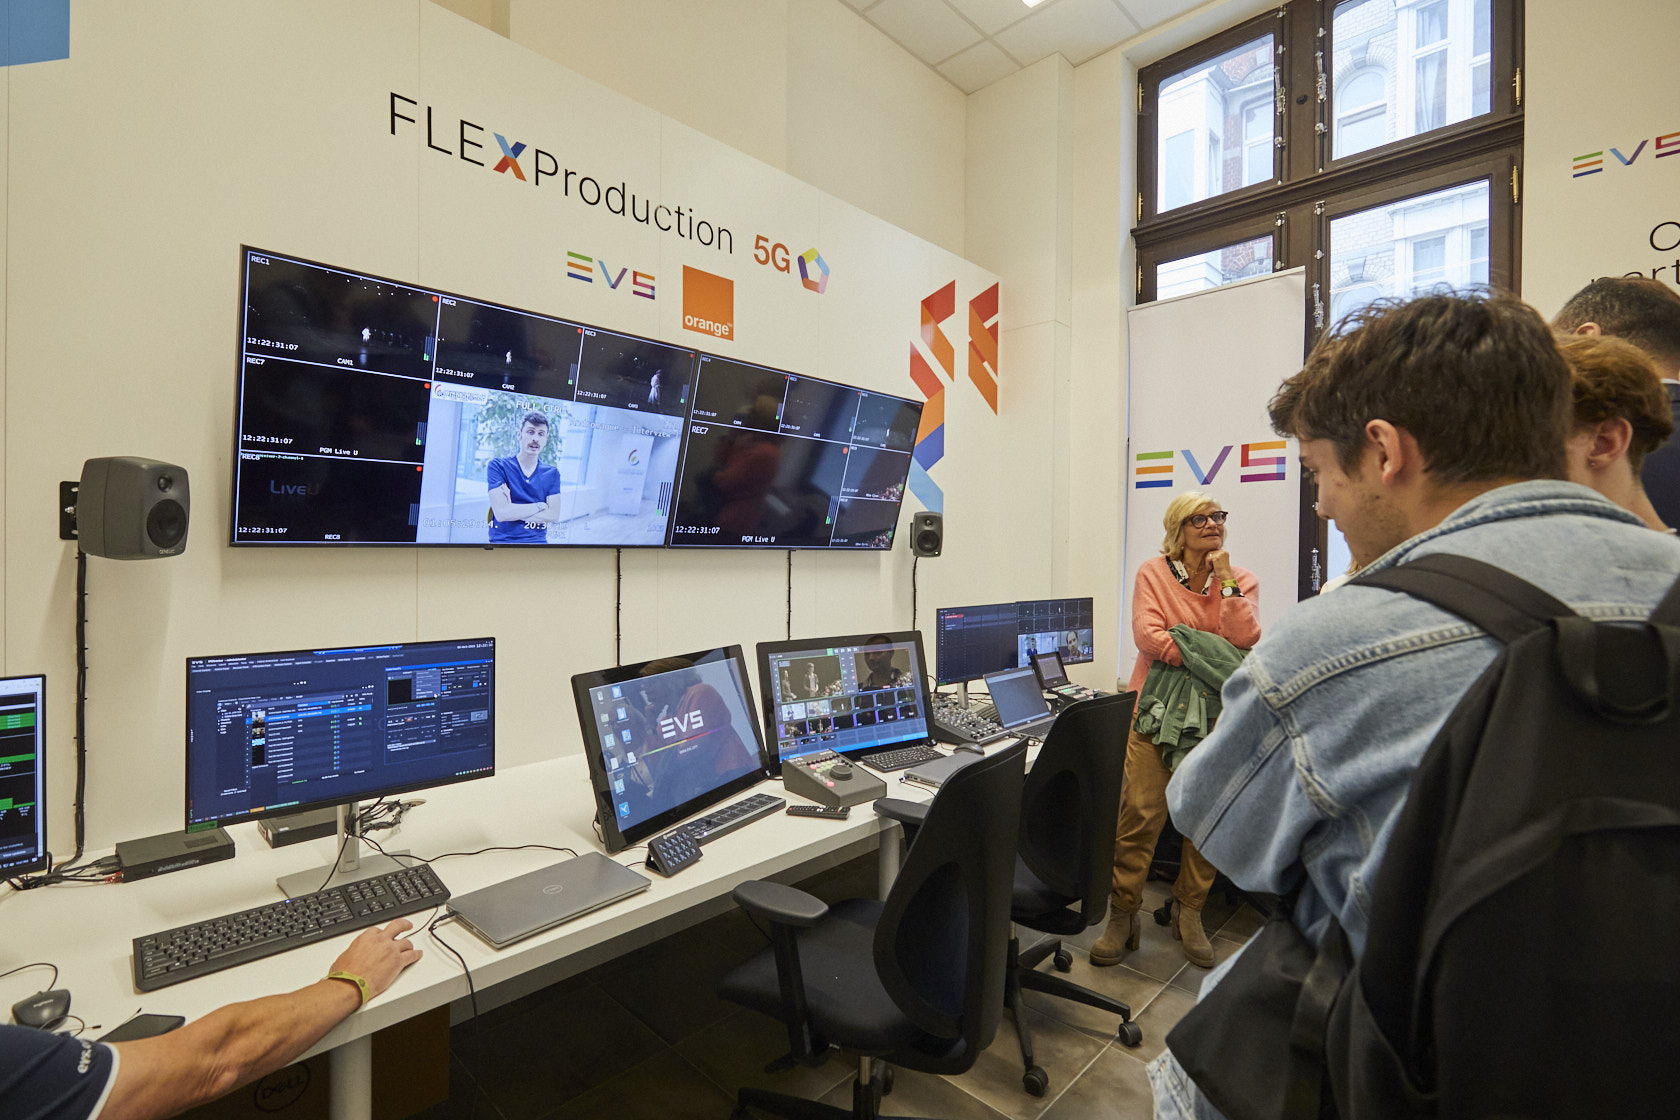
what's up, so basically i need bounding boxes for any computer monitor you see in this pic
[573,646,769,853]
[1015,597,1095,666]
[756,631,933,770]
[933,603,1019,685]
[185,638,495,831]
[0,675,48,878]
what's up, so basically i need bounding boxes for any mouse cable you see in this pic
[0,961,60,988]
[426,914,479,1021]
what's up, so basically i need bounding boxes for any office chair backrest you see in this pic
[876,739,1025,1052]
[1018,691,1136,926]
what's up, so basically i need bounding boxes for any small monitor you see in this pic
[1031,649,1069,690]
[1015,596,1095,667]
[185,638,495,829]
[573,646,769,853]
[756,631,933,770]
[934,602,1018,685]
[0,675,48,877]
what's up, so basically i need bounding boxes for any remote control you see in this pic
[786,804,851,819]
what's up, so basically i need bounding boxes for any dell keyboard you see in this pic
[858,742,943,772]
[131,864,450,992]
[680,791,787,844]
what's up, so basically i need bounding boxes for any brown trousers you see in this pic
[1110,727,1217,912]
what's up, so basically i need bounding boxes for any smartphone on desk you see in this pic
[99,1013,186,1042]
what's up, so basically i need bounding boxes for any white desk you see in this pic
[2,751,953,1120]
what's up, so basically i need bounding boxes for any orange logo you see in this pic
[682,266,734,341]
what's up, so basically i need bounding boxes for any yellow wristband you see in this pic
[326,970,370,1007]
[1220,578,1239,589]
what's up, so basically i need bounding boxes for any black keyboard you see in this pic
[858,743,943,772]
[679,792,787,844]
[131,864,450,992]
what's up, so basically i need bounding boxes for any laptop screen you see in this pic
[756,631,932,768]
[988,666,1051,729]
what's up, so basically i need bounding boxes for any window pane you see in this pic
[1327,179,1490,325]
[1156,35,1274,212]
[1156,234,1276,300]
[1330,0,1493,160]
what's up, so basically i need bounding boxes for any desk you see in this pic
[2,751,954,1120]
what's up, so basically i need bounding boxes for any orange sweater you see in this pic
[1126,555,1261,695]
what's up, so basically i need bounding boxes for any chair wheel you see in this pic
[1153,903,1172,926]
[1023,1066,1049,1096]
[1119,1020,1144,1047]
[1053,947,1074,971]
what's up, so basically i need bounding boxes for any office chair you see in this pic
[1007,691,1142,1096]
[716,740,1026,1120]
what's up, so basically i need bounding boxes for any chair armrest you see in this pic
[872,798,929,829]
[733,880,829,928]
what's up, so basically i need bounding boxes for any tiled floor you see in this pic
[414,857,1259,1120]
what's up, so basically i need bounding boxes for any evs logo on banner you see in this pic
[566,251,654,299]
[1133,441,1287,488]
[1572,129,1680,178]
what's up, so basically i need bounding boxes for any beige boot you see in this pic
[1172,901,1215,968]
[1089,903,1140,966]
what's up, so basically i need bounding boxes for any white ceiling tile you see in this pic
[936,39,1022,93]
[943,0,1040,36]
[866,0,985,65]
[994,0,1141,66]
[1113,0,1210,34]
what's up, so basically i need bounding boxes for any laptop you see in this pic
[449,853,651,949]
[984,665,1060,739]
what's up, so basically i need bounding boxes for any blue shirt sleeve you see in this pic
[0,1026,118,1120]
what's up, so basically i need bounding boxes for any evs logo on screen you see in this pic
[658,710,706,740]
[1134,442,1287,489]
[566,252,654,299]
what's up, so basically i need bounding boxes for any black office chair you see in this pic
[716,739,1026,1120]
[1007,691,1142,1097]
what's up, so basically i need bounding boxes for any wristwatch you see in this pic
[1219,578,1241,598]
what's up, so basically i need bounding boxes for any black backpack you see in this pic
[1167,553,1680,1119]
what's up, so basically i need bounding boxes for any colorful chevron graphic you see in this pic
[906,281,1001,515]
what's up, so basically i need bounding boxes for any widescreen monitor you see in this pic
[232,247,694,547]
[756,631,933,770]
[1016,597,1095,666]
[572,646,768,853]
[666,354,922,549]
[185,638,495,829]
[0,675,48,877]
[934,603,1019,685]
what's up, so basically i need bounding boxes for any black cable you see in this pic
[427,915,479,1020]
[359,833,578,866]
[70,549,89,867]
[615,548,623,667]
[786,550,794,639]
[911,555,919,632]
[0,962,59,988]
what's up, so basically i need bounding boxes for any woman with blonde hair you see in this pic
[1092,490,1261,968]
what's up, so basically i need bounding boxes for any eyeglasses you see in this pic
[1183,511,1230,528]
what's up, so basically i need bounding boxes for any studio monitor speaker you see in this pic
[910,511,942,558]
[77,457,190,559]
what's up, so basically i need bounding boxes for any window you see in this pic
[1134,0,1521,596]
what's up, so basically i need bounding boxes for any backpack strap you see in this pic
[1353,553,1575,643]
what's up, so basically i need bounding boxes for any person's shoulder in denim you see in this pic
[1147,480,1680,1120]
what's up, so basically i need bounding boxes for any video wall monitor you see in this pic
[1016,597,1096,666]
[756,631,933,771]
[934,603,1019,685]
[185,639,495,829]
[232,247,695,547]
[666,355,922,549]
[0,675,48,877]
[573,646,769,853]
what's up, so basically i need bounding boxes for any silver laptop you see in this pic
[985,666,1060,739]
[449,853,651,949]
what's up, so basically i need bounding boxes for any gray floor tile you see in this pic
[1166,934,1247,995]
[451,981,665,1119]
[1216,903,1264,941]
[675,1006,854,1103]
[1129,985,1198,1063]
[956,1003,1109,1119]
[1039,1045,1155,1120]
[543,1048,736,1120]
[813,1065,1011,1120]
[1014,953,1164,1040]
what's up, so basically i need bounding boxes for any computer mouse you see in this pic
[12,988,71,1031]
[954,743,985,756]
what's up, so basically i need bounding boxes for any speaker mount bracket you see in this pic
[58,481,79,541]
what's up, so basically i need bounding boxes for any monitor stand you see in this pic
[276,802,412,898]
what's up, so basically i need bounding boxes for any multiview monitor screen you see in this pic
[756,631,933,770]
[934,597,1097,685]
[233,248,693,546]
[667,355,922,549]
[572,646,769,853]
[0,675,48,877]
[185,638,496,829]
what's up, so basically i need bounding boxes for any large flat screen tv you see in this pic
[233,248,694,547]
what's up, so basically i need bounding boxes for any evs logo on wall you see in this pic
[566,251,654,299]
[682,266,735,341]
[1572,130,1680,178]
[1133,442,1287,488]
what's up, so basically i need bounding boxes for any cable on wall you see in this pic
[911,555,919,633]
[786,550,794,640]
[614,548,623,666]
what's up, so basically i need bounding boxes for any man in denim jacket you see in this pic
[1148,293,1680,1119]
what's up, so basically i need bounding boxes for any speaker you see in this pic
[76,457,190,559]
[910,511,942,557]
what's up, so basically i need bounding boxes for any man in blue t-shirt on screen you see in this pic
[487,410,562,544]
